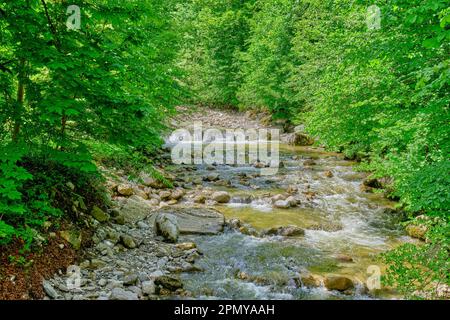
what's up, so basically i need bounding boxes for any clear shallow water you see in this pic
[175,145,412,299]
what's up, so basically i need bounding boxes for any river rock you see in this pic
[90,259,106,269]
[406,224,427,241]
[154,213,179,243]
[204,173,220,182]
[176,242,197,250]
[324,170,334,178]
[193,194,206,204]
[141,175,165,189]
[151,207,225,235]
[90,206,110,223]
[170,189,185,201]
[159,190,172,201]
[142,280,156,296]
[227,218,242,230]
[271,194,287,202]
[286,196,299,207]
[154,276,183,292]
[274,200,290,209]
[117,184,134,196]
[211,191,231,203]
[264,226,305,237]
[120,234,137,249]
[285,130,314,146]
[298,274,323,288]
[109,288,138,300]
[149,198,160,206]
[43,280,59,299]
[239,225,260,237]
[324,276,354,292]
[117,196,153,224]
[123,273,139,286]
[134,189,148,200]
[287,185,298,194]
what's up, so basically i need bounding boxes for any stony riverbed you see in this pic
[44,108,416,300]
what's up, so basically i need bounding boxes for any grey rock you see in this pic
[43,280,59,299]
[109,287,138,300]
[204,173,219,182]
[121,234,137,249]
[154,276,183,292]
[264,225,305,237]
[117,196,153,224]
[150,207,225,236]
[123,273,139,286]
[274,200,290,209]
[137,221,149,229]
[154,213,179,243]
[142,280,156,296]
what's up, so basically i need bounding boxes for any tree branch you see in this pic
[40,0,61,49]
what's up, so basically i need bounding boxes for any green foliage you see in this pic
[176,0,255,106]
[0,1,182,247]
[382,218,449,299]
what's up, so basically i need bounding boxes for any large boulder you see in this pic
[154,213,179,243]
[211,191,231,203]
[117,184,134,196]
[43,280,59,299]
[117,195,153,224]
[297,274,323,288]
[170,189,185,201]
[285,126,314,146]
[154,276,183,292]
[141,174,165,189]
[324,276,354,292]
[150,207,225,235]
[90,206,110,223]
[406,224,428,241]
[204,173,220,182]
[274,200,290,209]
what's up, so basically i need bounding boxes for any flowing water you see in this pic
[170,142,413,300]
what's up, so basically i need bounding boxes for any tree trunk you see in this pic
[12,58,26,142]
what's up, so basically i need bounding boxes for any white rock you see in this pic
[142,281,156,296]
[274,200,290,209]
